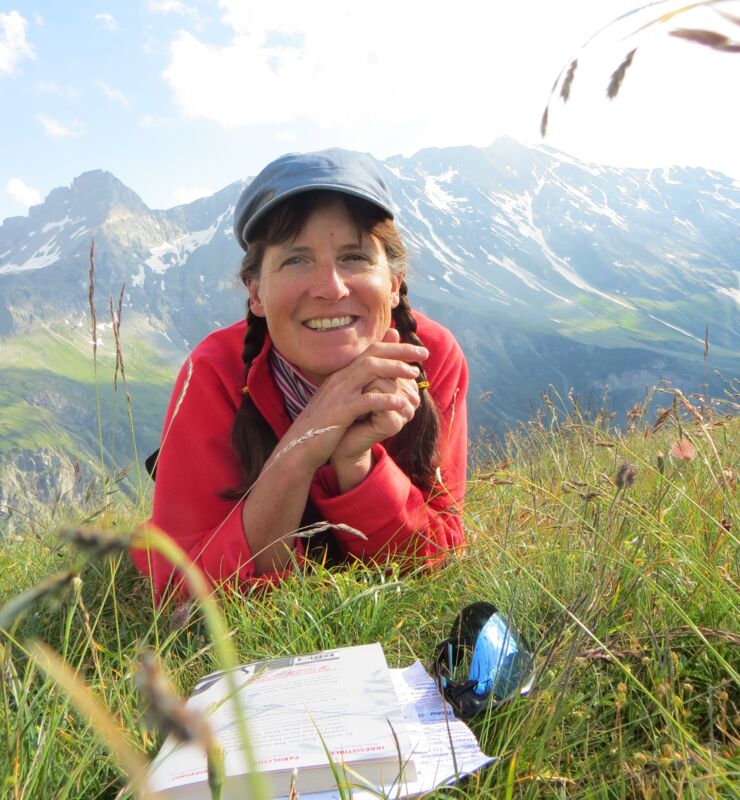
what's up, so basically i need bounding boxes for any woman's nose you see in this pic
[309,257,350,300]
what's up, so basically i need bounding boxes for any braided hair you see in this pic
[228,191,440,495]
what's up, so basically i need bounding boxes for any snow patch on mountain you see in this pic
[660,168,682,186]
[145,210,229,272]
[544,148,603,177]
[561,181,628,231]
[422,172,466,213]
[41,216,73,234]
[699,189,740,210]
[131,264,145,288]
[552,260,635,310]
[406,199,464,267]
[482,248,573,304]
[713,284,740,306]
[0,238,62,274]
[647,314,704,343]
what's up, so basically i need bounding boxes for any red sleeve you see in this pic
[309,333,468,566]
[130,353,293,599]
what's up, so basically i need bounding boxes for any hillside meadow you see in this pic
[0,384,738,798]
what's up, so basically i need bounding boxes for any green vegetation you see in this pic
[0,326,176,385]
[0,325,174,525]
[1,386,737,798]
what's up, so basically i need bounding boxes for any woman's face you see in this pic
[247,200,402,384]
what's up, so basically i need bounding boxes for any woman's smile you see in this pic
[302,315,358,331]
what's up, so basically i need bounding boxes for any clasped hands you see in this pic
[285,328,428,491]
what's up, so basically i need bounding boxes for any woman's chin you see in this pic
[300,351,359,384]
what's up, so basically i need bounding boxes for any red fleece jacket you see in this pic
[131,311,468,597]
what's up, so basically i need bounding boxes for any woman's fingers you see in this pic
[291,330,427,467]
[365,340,428,363]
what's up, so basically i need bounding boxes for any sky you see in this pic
[1,1,739,223]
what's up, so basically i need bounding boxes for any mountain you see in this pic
[1,138,738,527]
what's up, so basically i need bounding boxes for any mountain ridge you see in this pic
[1,138,738,527]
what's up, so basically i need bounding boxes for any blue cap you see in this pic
[233,148,395,251]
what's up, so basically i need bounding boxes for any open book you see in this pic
[148,643,417,798]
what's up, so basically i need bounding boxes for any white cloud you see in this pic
[0,10,36,75]
[96,79,129,107]
[148,0,198,16]
[161,1,592,142]
[172,186,213,204]
[37,114,84,138]
[139,113,167,127]
[95,13,118,31]
[7,178,41,208]
[158,0,740,180]
[36,80,78,100]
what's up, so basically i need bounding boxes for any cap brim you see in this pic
[243,183,394,243]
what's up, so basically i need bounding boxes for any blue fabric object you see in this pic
[234,148,395,251]
[469,612,530,698]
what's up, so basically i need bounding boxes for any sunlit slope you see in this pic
[0,324,174,526]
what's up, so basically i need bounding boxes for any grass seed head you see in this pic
[0,569,79,630]
[135,650,214,749]
[59,526,135,558]
[615,462,637,490]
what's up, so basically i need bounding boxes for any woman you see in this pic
[132,149,468,598]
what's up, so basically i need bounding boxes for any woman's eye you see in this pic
[281,256,306,267]
[343,252,370,263]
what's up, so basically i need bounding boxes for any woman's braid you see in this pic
[390,280,440,490]
[241,308,267,372]
[225,308,277,497]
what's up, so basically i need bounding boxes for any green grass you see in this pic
[0,326,176,385]
[0,325,175,531]
[1,387,737,799]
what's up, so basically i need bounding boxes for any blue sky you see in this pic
[2,1,739,222]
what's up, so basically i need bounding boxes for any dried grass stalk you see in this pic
[0,569,78,630]
[297,521,368,541]
[109,284,126,389]
[271,426,340,464]
[560,58,578,102]
[607,48,638,100]
[59,525,135,558]
[30,641,154,799]
[171,357,193,422]
[540,106,549,138]
[669,28,740,51]
[652,405,673,433]
[136,650,225,799]
[136,650,213,748]
[88,238,97,359]
[288,768,299,800]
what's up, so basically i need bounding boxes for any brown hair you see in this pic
[229,190,440,495]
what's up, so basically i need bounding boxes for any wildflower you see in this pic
[615,462,636,490]
[722,467,735,492]
[670,438,697,462]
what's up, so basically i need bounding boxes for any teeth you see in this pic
[304,316,354,330]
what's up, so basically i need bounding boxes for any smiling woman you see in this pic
[132,149,469,599]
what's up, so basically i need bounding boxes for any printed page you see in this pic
[148,643,412,792]
[280,661,493,800]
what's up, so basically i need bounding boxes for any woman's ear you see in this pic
[390,272,403,309]
[247,280,266,318]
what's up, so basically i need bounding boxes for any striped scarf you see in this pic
[269,347,318,420]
